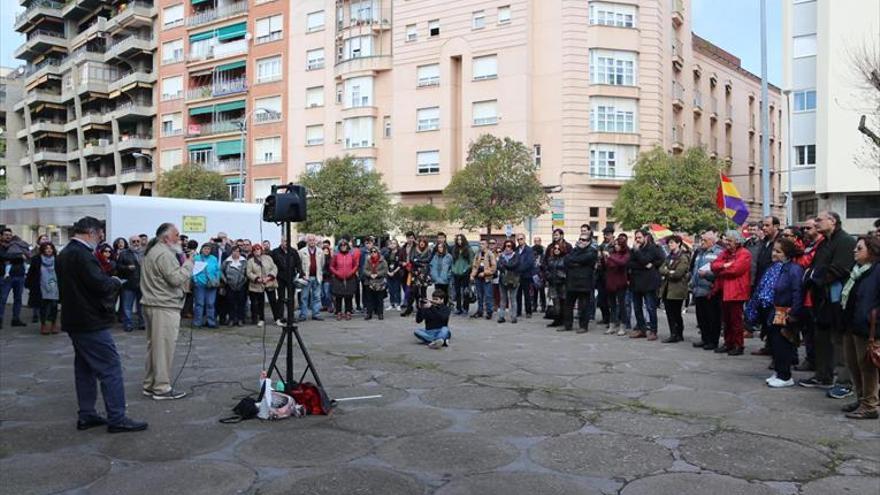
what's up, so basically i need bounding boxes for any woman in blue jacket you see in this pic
[429,242,453,305]
[192,242,221,328]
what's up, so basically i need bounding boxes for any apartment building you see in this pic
[11,0,158,199]
[155,0,290,202]
[287,0,783,233]
[783,0,880,234]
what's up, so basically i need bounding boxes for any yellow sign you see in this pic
[182,215,207,233]
[552,219,565,227]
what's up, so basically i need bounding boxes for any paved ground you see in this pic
[1,307,878,495]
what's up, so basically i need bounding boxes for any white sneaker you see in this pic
[767,377,795,388]
[275,319,285,326]
[428,339,444,349]
[765,373,778,384]
[617,328,627,336]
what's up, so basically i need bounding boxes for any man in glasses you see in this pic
[514,234,535,318]
[795,217,824,372]
[563,234,598,333]
[116,236,146,333]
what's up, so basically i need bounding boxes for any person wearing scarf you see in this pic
[25,243,60,335]
[496,240,521,324]
[362,247,388,321]
[95,243,116,275]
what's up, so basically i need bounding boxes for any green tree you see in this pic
[298,155,392,237]
[393,203,447,237]
[613,146,726,233]
[444,134,547,235]
[157,163,230,201]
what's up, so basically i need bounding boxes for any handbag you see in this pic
[867,308,880,369]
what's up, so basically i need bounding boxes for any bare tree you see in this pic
[851,36,880,180]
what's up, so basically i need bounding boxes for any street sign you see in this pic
[504,224,513,237]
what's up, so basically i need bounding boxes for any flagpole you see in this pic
[760,0,771,217]
[719,171,731,232]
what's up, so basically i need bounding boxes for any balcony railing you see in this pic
[15,0,64,27]
[726,104,733,122]
[693,89,703,110]
[26,28,66,41]
[186,1,248,28]
[26,57,62,76]
[254,111,282,124]
[200,158,243,173]
[189,39,248,62]
[187,120,242,137]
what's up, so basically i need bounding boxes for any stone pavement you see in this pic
[1,308,878,495]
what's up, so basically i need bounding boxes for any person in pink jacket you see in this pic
[711,229,753,356]
[330,239,359,320]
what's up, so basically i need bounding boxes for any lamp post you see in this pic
[237,106,274,202]
[782,89,794,225]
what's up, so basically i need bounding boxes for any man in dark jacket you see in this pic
[270,238,303,322]
[752,216,781,355]
[414,288,452,349]
[0,228,30,329]
[514,233,535,318]
[116,236,145,332]
[563,234,598,333]
[627,230,666,340]
[596,226,616,327]
[56,217,147,433]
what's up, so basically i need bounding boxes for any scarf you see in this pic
[745,261,783,325]
[842,263,873,308]
[40,255,59,300]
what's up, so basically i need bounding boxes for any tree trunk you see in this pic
[486,223,492,240]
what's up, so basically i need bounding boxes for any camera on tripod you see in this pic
[262,184,307,223]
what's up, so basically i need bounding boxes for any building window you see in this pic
[335,121,343,142]
[846,195,880,219]
[343,35,373,60]
[160,148,182,168]
[590,148,617,178]
[161,113,182,136]
[472,10,486,30]
[353,157,376,172]
[793,34,817,58]
[161,39,183,64]
[417,64,440,87]
[335,83,343,104]
[793,90,816,112]
[254,137,281,164]
[252,178,278,204]
[417,150,440,174]
[428,19,440,37]
[350,0,378,23]
[590,49,636,86]
[162,4,184,29]
[796,198,818,222]
[256,56,282,83]
[473,54,498,80]
[417,107,440,131]
[343,117,375,148]
[228,182,243,200]
[256,15,283,44]
[472,100,498,126]
[533,144,541,168]
[589,207,600,217]
[794,144,816,166]
[383,116,391,138]
[161,75,182,101]
[307,10,325,32]
[306,161,323,174]
[255,95,282,123]
[590,98,636,133]
[589,144,637,178]
[498,5,511,24]
[589,1,636,28]
[306,86,324,108]
[306,125,324,146]
[307,48,325,70]
[344,76,374,108]
[406,23,417,42]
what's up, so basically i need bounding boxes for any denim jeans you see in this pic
[68,329,127,425]
[227,287,247,323]
[0,275,25,322]
[516,276,532,316]
[387,277,402,306]
[299,277,322,319]
[475,278,493,315]
[452,274,470,312]
[414,326,451,344]
[193,285,217,327]
[119,288,144,330]
[322,281,333,311]
[632,290,658,331]
[498,284,518,320]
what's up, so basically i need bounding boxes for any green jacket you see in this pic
[660,250,691,301]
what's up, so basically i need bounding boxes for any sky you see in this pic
[0,0,782,85]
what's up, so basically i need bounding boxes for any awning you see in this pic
[225,177,242,185]
[191,0,212,4]
[215,139,242,156]
[216,60,246,72]
[190,30,214,42]
[217,22,246,40]
[215,99,245,113]
[188,143,213,152]
[189,105,214,116]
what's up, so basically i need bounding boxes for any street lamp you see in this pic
[236,106,274,202]
[131,151,153,164]
[782,89,794,226]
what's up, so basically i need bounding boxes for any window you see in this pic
[306,86,324,108]
[429,19,440,37]
[252,178,278,204]
[307,48,325,70]
[306,125,324,146]
[590,148,616,178]
[472,100,498,126]
[533,144,541,168]
[794,145,816,166]
[352,157,376,172]
[417,64,440,87]
[343,35,373,60]
[343,117,375,148]
[161,76,182,100]
[589,207,600,217]
[472,54,498,80]
[406,24,417,42]
[589,144,638,178]
[589,2,636,28]
[417,150,440,174]
[344,76,373,108]
[162,4,183,29]
[350,0,378,23]
[335,121,343,142]
[796,198,818,222]
[383,115,391,138]
[255,95,282,122]
[472,10,486,30]
[228,182,243,201]
[256,15,283,44]
[498,5,511,24]
[306,161,323,174]
[417,107,440,131]
[160,148,182,169]
[590,49,636,85]
[161,113,182,136]
[793,34,817,58]
[254,137,281,164]
[307,10,325,32]
[161,39,183,64]
[256,56,282,83]
[847,195,880,219]
[335,83,343,104]
[793,90,817,112]
[590,97,637,133]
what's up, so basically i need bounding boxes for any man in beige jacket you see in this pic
[140,223,194,400]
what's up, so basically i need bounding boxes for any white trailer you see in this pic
[0,195,283,246]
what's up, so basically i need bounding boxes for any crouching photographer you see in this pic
[414,288,451,350]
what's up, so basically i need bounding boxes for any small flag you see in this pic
[647,224,674,239]
[716,174,750,225]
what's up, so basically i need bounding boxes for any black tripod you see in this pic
[265,221,325,393]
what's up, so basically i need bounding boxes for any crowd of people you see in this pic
[1,213,879,424]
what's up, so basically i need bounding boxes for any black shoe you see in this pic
[76,415,107,431]
[378,314,384,320]
[576,327,588,334]
[470,312,483,319]
[727,347,744,356]
[714,345,731,354]
[842,401,861,413]
[662,335,683,343]
[107,417,148,433]
[702,343,718,351]
[692,341,706,348]
[400,309,413,317]
[547,322,562,327]
[365,314,373,321]
[11,320,26,327]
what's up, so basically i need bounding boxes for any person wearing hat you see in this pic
[710,229,753,356]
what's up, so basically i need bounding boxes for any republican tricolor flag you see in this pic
[716,174,750,225]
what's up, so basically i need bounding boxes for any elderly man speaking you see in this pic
[141,223,194,400]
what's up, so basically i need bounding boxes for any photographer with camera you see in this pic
[414,288,452,350]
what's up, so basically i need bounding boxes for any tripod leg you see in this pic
[291,326,325,389]
[266,327,288,387]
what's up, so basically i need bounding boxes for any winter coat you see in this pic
[710,246,752,302]
[362,256,389,292]
[451,245,472,277]
[755,234,779,288]
[497,251,520,288]
[429,252,453,285]
[56,239,122,333]
[0,237,29,277]
[271,246,302,287]
[25,254,46,306]
[330,250,358,296]
[544,255,567,288]
[246,254,279,292]
[192,254,221,288]
[627,244,665,293]
[470,249,497,280]
[410,248,433,287]
[808,228,857,330]
[843,264,880,338]
[115,248,142,291]
[659,250,692,301]
[140,242,194,309]
[299,245,326,282]
[604,249,630,293]
[516,245,535,277]
[221,257,248,291]
[773,261,806,323]
[564,245,598,293]
[689,245,721,298]
[385,248,404,281]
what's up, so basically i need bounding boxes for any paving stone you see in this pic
[376,368,466,389]
[420,384,521,410]
[436,358,518,377]
[474,370,572,390]
[97,423,235,462]
[320,367,379,387]
[838,458,880,477]
[237,428,372,468]
[331,406,453,437]
[346,358,417,373]
[840,439,880,462]
[526,389,621,412]
[88,460,256,495]
[0,452,110,495]
[468,408,585,437]
[620,473,777,495]
[529,433,673,477]
[640,389,745,416]
[256,467,425,495]
[669,371,765,394]
[377,432,518,475]
[745,387,844,415]
[679,431,832,481]
[518,356,605,375]
[326,383,409,408]
[0,421,93,457]
[593,410,716,438]
[570,372,668,393]
[800,475,880,495]
[613,359,686,376]
[435,472,601,495]
[724,410,853,444]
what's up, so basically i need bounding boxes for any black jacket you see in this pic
[755,234,778,287]
[627,244,665,293]
[416,303,451,330]
[809,228,857,329]
[115,248,141,291]
[564,245,598,293]
[270,246,303,286]
[843,264,880,338]
[56,239,122,333]
[0,238,29,277]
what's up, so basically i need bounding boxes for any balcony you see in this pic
[31,147,68,164]
[187,120,242,138]
[69,17,106,49]
[105,35,154,62]
[335,55,392,77]
[202,158,243,173]
[339,7,392,33]
[112,100,154,119]
[186,77,247,100]
[254,110,282,124]
[671,0,684,27]
[82,139,114,157]
[671,125,684,152]
[15,0,63,30]
[18,118,65,139]
[15,29,67,60]
[672,39,684,70]
[188,39,248,63]
[709,96,719,120]
[186,1,248,28]
[108,69,156,93]
[25,58,63,83]
[106,1,155,34]
[672,81,684,110]
[119,165,156,183]
[117,136,155,152]
[725,104,733,125]
[84,172,114,188]
[693,90,703,114]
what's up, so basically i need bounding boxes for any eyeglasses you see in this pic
[578,238,589,242]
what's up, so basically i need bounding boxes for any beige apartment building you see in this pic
[289,0,783,233]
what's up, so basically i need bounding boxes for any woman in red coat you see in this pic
[711,229,752,356]
[330,239,359,320]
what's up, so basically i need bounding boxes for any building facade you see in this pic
[287,0,784,233]
[783,0,880,234]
